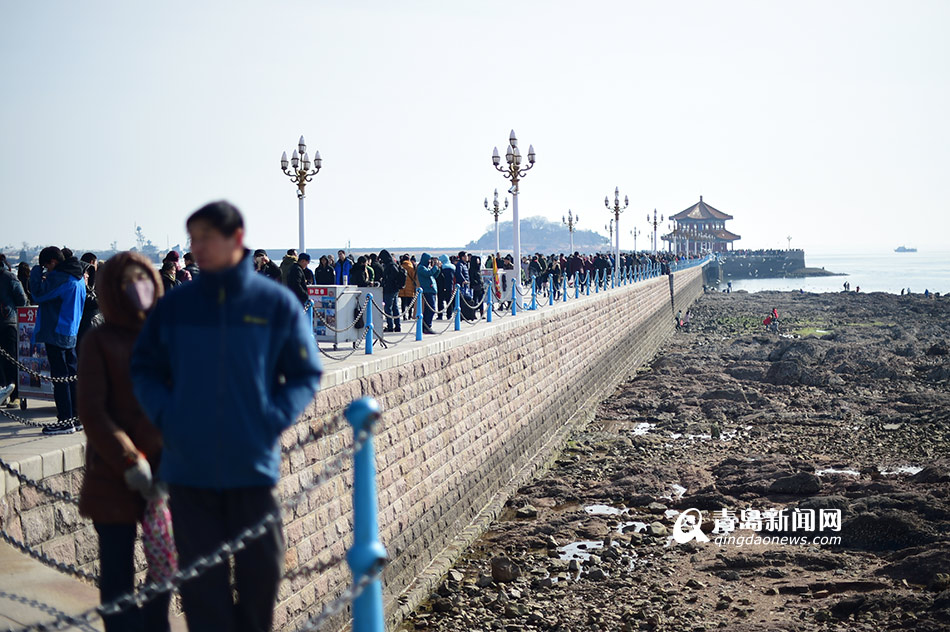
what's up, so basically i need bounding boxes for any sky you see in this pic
[2,1,949,255]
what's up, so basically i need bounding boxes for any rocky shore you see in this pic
[400,290,950,631]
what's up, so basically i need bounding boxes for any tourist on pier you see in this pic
[398,254,418,318]
[0,255,27,407]
[676,309,683,329]
[369,253,384,288]
[132,201,322,632]
[456,251,473,320]
[77,251,171,632]
[279,249,297,285]
[159,260,179,294]
[17,261,32,303]
[314,255,336,285]
[287,253,311,306]
[183,252,199,279]
[416,253,440,334]
[350,255,372,287]
[334,250,352,285]
[253,249,282,282]
[470,255,485,317]
[437,255,455,319]
[379,249,405,332]
[30,246,86,433]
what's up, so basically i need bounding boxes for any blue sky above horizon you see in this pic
[2,1,948,255]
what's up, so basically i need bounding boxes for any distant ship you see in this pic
[894,246,917,253]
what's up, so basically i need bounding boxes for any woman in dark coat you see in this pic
[78,251,170,631]
[469,256,485,317]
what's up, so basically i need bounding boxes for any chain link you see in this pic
[313,295,368,334]
[297,565,383,632]
[0,457,80,505]
[0,407,80,428]
[0,347,78,384]
[0,530,99,584]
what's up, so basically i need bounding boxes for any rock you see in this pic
[911,465,950,484]
[647,502,668,513]
[766,360,803,385]
[648,522,668,537]
[685,579,706,589]
[842,510,936,551]
[447,570,464,583]
[769,472,821,495]
[433,597,454,613]
[588,568,607,581]
[515,505,538,519]
[491,557,522,583]
[877,545,950,586]
[926,341,949,356]
[476,574,493,588]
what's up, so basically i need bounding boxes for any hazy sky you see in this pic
[2,1,948,255]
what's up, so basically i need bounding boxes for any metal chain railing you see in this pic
[312,294,369,334]
[297,566,383,632]
[0,530,99,584]
[0,347,78,384]
[0,407,80,428]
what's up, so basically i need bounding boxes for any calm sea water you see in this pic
[727,250,950,294]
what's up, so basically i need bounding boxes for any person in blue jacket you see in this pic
[416,253,441,334]
[131,201,322,632]
[334,249,353,285]
[30,246,86,434]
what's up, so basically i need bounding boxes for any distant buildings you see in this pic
[663,196,741,254]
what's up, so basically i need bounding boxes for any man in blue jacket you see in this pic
[131,201,322,632]
[30,247,86,434]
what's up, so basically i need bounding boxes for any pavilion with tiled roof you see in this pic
[662,196,741,254]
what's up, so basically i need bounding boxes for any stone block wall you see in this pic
[0,265,706,631]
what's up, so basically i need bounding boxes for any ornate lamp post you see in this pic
[605,219,614,247]
[646,208,664,254]
[484,189,509,258]
[280,135,322,254]
[630,227,640,252]
[562,210,579,253]
[787,235,792,251]
[605,187,628,283]
[493,130,535,284]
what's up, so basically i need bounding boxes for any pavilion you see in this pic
[662,196,741,254]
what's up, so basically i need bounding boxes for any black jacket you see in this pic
[314,265,335,285]
[287,264,309,305]
[379,251,406,294]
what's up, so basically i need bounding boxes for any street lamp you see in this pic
[630,227,640,253]
[493,129,535,284]
[787,235,793,251]
[280,135,322,254]
[605,187,629,284]
[605,219,614,246]
[646,208,664,254]
[484,189,509,258]
[562,210,579,253]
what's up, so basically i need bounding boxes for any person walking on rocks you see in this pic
[131,201,322,632]
[78,251,171,632]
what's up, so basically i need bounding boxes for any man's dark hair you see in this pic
[38,246,65,267]
[298,253,311,262]
[184,252,195,263]
[186,200,244,237]
[80,252,97,264]
[458,251,467,258]
[287,249,297,256]
[61,247,73,259]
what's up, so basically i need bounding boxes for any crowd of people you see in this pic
[0,216,709,631]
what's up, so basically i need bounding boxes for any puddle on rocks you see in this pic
[816,467,861,477]
[558,540,604,562]
[659,484,687,501]
[632,422,655,435]
[585,504,626,516]
[879,465,924,476]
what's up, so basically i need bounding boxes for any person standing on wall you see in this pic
[30,246,86,434]
[131,201,322,632]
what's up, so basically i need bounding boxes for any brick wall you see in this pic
[0,265,706,631]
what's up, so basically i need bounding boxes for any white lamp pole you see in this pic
[562,210,579,253]
[605,187,629,284]
[484,189,509,259]
[280,135,322,254]
[493,130,535,286]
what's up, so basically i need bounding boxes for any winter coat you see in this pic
[258,260,282,282]
[279,255,297,285]
[287,263,309,305]
[131,252,322,489]
[0,269,27,325]
[29,258,87,349]
[398,261,417,298]
[77,286,104,349]
[379,250,407,295]
[184,263,200,280]
[78,252,164,524]
[416,254,439,295]
[350,263,370,287]
[334,258,353,285]
[314,264,335,285]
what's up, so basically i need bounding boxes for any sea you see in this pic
[727,250,950,295]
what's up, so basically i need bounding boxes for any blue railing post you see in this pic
[454,289,461,331]
[562,274,568,302]
[531,276,537,310]
[549,277,554,305]
[586,271,591,295]
[486,286,493,323]
[415,288,423,341]
[575,273,580,298]
[364,294,374,355]
[344,398,387,632]
[511,284,517,316]
[595,269,600,293]
[612,267,616,289]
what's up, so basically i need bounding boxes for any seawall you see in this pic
[0,264,707,630]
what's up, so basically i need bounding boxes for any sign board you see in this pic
[16,307,54,400]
